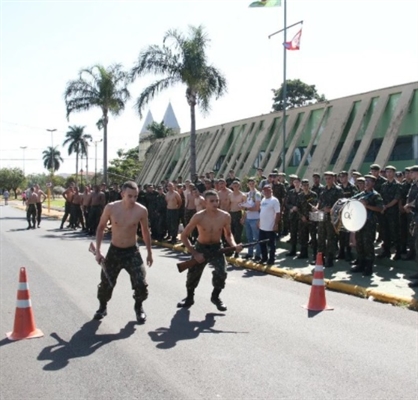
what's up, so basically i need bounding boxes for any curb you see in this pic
[159,241,418,312]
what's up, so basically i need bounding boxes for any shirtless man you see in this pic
[34,184,46,228]
[165,182,182,244]
[177,190,243,311]
[60,183,75,229]
[82,186,92,233]
[217,179,232,211]
[26,187,38,229]
[193,187,205,211]
[228,180,246,256]
[94,181,153,323]
[184,183,197,238]
[71,187,84,230]
[88,185,106,236]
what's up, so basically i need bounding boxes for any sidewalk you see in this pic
[10,201,418,311]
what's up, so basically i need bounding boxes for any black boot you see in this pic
[351,260,365,273]
[393,248,402,260]
[377,249,391,258]
[134,301,146,324]
[177,290,195,308]
[286,246,296,257]
[345,248,353,262]
[211,289,227,312]
[93,302,107,320]
[297,248,308,259]
[324,254,334,268]
[337,249,346,260]
[363,260,373,277]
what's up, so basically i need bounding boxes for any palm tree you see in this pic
[131,25,227,177]
[64,64,130,184]
[62,125,92,185]
[145,121,175,142]
[42,146,64,174]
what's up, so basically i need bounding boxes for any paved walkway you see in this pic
[9,201,418,310]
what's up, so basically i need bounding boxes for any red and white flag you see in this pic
[284,28,302,50]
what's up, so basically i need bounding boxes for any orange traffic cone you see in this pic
[303,253,333,311]
[6,267,44,340]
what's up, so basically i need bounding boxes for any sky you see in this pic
[1,0,417,176]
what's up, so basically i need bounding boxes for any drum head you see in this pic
[341,200,367,232]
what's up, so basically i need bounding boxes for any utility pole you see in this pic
[20,146,27,176]
[94,138,103,185]
[46,128,57,213]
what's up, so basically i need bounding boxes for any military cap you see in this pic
[410,165,418,172]
[301,179,309,184]
[364,174,376,181]
[256,167,263,171]
[404,167,411,172]
[352,171,362,177]
[356,177,366,182]
[273,168,279,173]
[338,171,348,176]
[289,174,298,179]
[268,172,277,177]
[247,177,256,182]
[312,173,321,178]
[262,184,272,190]
[370,164,381,170]
[385,165,396,171]
[278,172,286,176]
[324,171,334,176]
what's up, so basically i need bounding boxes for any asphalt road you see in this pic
[1,205,417,400]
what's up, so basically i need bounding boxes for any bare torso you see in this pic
[35,189,46,203]
[72,193,82,205]
[83,192,93,207]
[27,192,38,205]
[91,191,105,206]
[229,191,246,212]
[195,209,230,244]
[194,195,205,211]
[108,201,146,247]
[63,188,74,203]
[185,191,196,210]
[166,191,181,210]
[218,188,232,211]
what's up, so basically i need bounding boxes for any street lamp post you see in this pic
[94,139,103,185]
[80,168,84,187]
[46,128,57,213]
[20,146,27,176]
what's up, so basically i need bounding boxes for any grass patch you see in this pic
[47,198,66,208]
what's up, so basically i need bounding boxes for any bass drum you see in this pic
[331,198,349,232]
[341,199,367,232]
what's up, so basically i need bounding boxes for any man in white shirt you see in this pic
[259,184,281,265]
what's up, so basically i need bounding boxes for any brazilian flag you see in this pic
[249,0,281,7]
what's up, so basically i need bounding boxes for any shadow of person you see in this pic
[148,309,246,350]
[37,319,136,371]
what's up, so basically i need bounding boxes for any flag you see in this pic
[284,29,302,50]
[249,0,281,8]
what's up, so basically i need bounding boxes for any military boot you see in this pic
[211,288,227,312]
[393,247,402,261]
[337,248,346,260]
[93,302,108,320]
[134,301,146,324]
[324,253,334,268]
[363,260,373,277]
[177,290,195,308]
[286,246,297,257]
[350,260,365,273]
[345,247,353,262]
[297,247,308,259]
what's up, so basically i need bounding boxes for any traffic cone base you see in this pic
[302,252,333,311]
[6,267,44,341]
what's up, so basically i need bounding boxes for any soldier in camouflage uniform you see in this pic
[317,172,344,267]
[280,173,292,236]
[378,166,401,259]
[296,179,318,259]
[405,169,418,260]
[351,175,384,276]
[145,185,159,240]
[155,185,167,241]
[286,177,302,256]
[370,164,387,243]
[337,171,358,261]
[399,168,412,255]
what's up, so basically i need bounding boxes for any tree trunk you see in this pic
[75,152,79,185]
[103,112,109,185]
[189,103,197,177]
[85,145,89,184]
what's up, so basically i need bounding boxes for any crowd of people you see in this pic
[53,162,418,289]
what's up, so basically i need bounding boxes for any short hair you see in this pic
[121,181,138,191]
[204,190,219,199]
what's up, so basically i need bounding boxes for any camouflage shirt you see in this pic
[297,190,318,218]
[374,175,387,193]
[311,184,324,197]
[272,182,287,203]
[286,188,302,209]
[400,180,412,205]
[318,184,344,210]
[353,189,383,222]
[380,180,401,207]
[340,182,358,199]
[407,181,418,204]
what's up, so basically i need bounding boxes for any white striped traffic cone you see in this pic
[6,267,44,340]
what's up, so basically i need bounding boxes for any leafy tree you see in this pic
[131,25,227,177]
[145,121,175,142]
[272,79,327,111]
[42,146,64,174]
[25,173,65,189]
[62,125,92,185]
[64,64,131,184]
[108,146,144,184]
[0,168,26,198]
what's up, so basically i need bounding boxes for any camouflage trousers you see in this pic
[355,220,376,261]
[97,244,148,305]
[289,213,299,248]
[318,216,337,256]
[89,205,103,235]
[185,242,227,292]
[381,209,400,251]
[299,220,317,252]
[230,211,243,244]
[26,204,36,226]
[166,209,179,239]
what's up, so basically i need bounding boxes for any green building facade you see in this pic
[138,81,418,183]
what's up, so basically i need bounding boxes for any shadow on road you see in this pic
[37,320,136,371]
[148,309,247,350]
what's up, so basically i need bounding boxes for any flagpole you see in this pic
[282,0,287,173]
